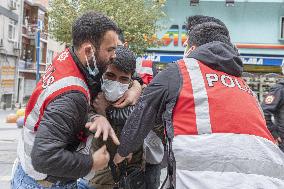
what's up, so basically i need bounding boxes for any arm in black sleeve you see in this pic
[261,86,283,139]
[88,105,100,122]
[117,63,181,157]
[31,91,93,179]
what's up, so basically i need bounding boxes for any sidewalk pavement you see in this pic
[0,109,22,189]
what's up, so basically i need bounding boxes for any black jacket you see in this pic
[31,47,102,182]
[117,41,243,156]
[261,80,284,139]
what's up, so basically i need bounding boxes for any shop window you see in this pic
[8,19,16,41]
[280,16,284,40]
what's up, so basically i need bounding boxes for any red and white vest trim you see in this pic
[171,58,284,188]
[173,58,273,142]
[136,59,153,85]
[18,49,90,180]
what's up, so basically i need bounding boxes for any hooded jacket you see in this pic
[117,41,284,188]
[118,41,244,156]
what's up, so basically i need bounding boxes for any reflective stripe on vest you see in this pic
[17,127,47,180]
[173,58,274,142]
[184,58,212,134]
[136,60,153,85]
[25,76,90,131]
[137,60,153,75]
[173,134,284,181]
[18,49,91,179]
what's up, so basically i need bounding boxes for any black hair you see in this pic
[72,11,119,49]
[188,22,233,47]
[111,46,136,74]
[186,15,227,31]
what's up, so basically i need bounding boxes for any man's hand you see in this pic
[113,153,126,165]
[85,116,120,145]
[113,153,133,165]
[113,80,142,108]
[93,92,110,117]
[92,145,110,171]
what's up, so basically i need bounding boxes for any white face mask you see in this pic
[101,79,130,102]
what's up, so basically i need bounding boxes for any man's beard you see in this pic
[93,53,115,73]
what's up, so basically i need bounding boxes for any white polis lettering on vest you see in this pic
[206,74,218,87]
[221,75,235,88]
[205,73,252,94]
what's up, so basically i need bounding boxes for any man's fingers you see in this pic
[126,153,133,163]
[85,122,92,128]
[113,97,125,106]
[113,100,128,108]
[110,129,120,145]
[113,153,125,165]
[89,124,98,132]
[278,137,282,143]
[102,128,109,141]
[94,127,102,138]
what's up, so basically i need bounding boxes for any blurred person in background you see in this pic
[261,65,284,152]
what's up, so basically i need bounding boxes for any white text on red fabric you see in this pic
[205,73,253,95]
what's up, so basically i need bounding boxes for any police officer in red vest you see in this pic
[11,11,142,189]
[114,17,284,188]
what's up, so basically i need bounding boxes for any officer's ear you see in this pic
[184,45,196,57]
[83,43,95,58]
[189,45,196,52]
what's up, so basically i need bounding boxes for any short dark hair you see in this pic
[188,22,233,47]
[111,46,136,74]
[72,11,119,48]
[186,15,227,32]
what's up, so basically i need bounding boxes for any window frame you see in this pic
[280,16,284,40]
[8,19,16,41]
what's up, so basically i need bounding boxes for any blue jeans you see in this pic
[77,178,96,189]
[11,164,77,189]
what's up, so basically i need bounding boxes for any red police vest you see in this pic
[24,49,90,131]
[137,59,153,85]
[172,58,274,142]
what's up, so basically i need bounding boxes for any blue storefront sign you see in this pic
[142,54,284,66]
[241,56,284,66]
[142,54,183,63]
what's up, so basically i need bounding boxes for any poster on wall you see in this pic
[0,66,15,94]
